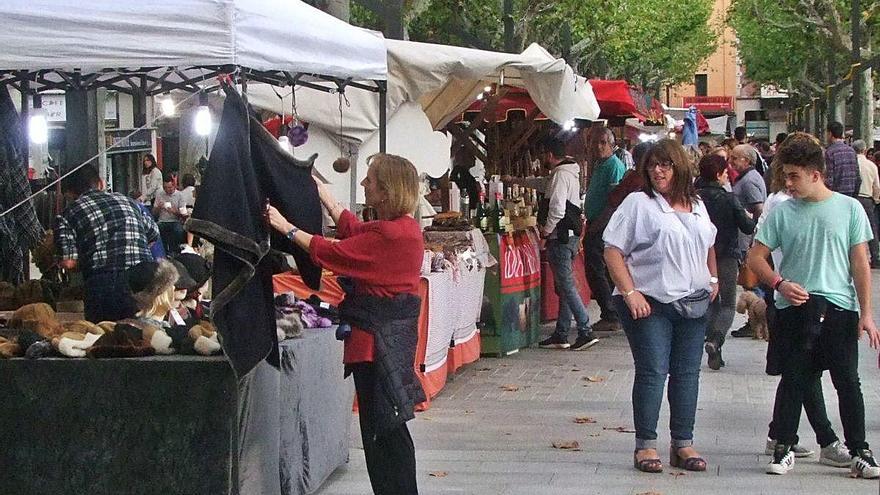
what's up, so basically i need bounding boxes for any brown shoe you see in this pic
[592,319,622,332]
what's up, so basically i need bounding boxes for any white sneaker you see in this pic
[851,449,880,479]
[819,440,852,468]
[767,447,795,475]
[765,438,814,458]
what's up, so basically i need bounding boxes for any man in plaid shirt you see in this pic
[824,121,862,197]
[56,165,160,322]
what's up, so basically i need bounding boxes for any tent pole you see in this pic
[378,81,387,153]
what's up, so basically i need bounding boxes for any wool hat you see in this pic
[169,259,199,290]
[127,260,178,309]
[173,253,211,287]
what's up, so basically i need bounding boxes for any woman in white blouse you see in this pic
[139,153,163,206]
[604,139,719,473]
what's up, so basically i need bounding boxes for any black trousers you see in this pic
[772,302,867,454]
[158,221,185,255]
[582,231,619,322]
[83,270,139,323]
[352,363,418,495]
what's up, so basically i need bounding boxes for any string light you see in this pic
[29,94,48,144]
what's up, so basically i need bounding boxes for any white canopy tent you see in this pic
[0,0,386,85]
[248,39,600,204]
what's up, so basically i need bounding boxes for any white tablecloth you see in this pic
[422,267,485,372]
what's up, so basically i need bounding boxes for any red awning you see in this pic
[590,79,664,123]
[459,86,548,123]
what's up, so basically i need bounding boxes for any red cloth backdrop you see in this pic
[458,86,549,123]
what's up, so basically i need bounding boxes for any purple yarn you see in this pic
[287,124,309,147]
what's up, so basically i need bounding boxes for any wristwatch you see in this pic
[285,226,298,241]
[709,276,719,284]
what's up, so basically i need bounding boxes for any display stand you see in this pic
[479,227,542,356]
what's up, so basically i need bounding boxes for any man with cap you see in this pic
[56,165,160,323]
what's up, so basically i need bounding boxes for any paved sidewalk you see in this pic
[317,278,880,495]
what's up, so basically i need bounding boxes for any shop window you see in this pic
[694,74,708,97]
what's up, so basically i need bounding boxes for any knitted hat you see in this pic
[127,260,178,309]
[173,253,211,287]
[169,259,199,290]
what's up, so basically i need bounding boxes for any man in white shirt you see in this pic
[537,135,598,351]
[854,139,880,268]
[152,175,187,255]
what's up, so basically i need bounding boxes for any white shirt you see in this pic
[603,191,717,303]
[179,186,196,208]
[755,191,791,269]
[857,155,880,202]
[542,161,581,237]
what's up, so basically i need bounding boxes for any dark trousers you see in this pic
[352,363,418,495]
[83,270,139,323]
[583,232,619,322]
[158,221,185,255]
[772,303,868,454]
[705,256,739,349]
[857,197,879,263]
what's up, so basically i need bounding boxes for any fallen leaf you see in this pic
[500,385,520,392]
[573,416,597,424]
[603,426,636,433]
[636,492,662,495]
[587,433,601,437]
[669,471,686,478]
[552,440,580,450]
[504,432,512,436]
[464,410,475,414]
[570,368,582,372]
[582,375,606,383]
[477,367,492,372]
[428,471,448,478]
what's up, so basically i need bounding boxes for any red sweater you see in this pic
[310,210,424,364]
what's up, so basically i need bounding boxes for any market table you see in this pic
[0,328,352,495]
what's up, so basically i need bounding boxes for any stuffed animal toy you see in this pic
[0,336,20,358]
[166,258,199,327]
[52,320,105,358]
[8,302,63,338]
[88,260,178,357]
[736,291,769,341]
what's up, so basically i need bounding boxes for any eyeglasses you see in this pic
[647,161,673,171]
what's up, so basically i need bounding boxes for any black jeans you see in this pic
[352,363,418,495]
[857,197,879,264]
[705,256,739,349]
[83,270,139,323]
[158,221,185,255]
[583,231,619,322]
[772,302,867,454]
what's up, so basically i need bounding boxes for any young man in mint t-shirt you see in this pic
[747,132,880,478]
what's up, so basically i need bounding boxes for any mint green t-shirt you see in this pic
[755,192,873,311]
[584,155,626,221]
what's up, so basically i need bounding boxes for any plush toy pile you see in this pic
[0,253,222,359]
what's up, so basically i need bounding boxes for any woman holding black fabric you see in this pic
[696,154,755,370]
[267,153,424,495]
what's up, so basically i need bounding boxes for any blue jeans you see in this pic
[615,296,707,450]
[546,237,590,338]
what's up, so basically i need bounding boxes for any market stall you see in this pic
[0,2,387,494]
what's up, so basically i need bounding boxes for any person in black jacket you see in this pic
[697,154,756,370]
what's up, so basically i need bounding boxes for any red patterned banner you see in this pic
[499,229,541,294]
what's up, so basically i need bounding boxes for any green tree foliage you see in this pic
[351,0,717,95]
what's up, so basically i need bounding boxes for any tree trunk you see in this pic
[856,68,873,143]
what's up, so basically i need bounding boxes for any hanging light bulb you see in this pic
[277,135,292,154]
[29,94,48,144]
[476,93,484,101]
[194,93,212,136]
[484,85,492,93]
[160,94,175,117]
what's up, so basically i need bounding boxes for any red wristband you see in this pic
[773,277,786,291]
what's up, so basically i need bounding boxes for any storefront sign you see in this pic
[498,230,541,294]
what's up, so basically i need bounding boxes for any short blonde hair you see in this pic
[368,153,420,218]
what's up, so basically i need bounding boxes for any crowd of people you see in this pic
[524,123,879,480]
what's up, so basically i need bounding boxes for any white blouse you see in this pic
[603,191,717,303]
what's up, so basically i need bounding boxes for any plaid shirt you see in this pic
[824,141,862,196]
[55,189,159,277]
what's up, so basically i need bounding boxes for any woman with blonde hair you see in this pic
[267,153,424,494]
[604,139,718,473]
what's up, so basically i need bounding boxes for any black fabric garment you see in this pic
[351,363,419,495]
[554,201,583,243]
[339,291,425,436]
[0,84,44,284]
[186,85,322,378]
[83,270,139,323]
[772,300,867,453]
[697,182,755,260]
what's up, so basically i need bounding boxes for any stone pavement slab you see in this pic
[316,276,880,495]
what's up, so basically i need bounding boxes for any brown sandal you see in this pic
[669,447,707,471]
[633,449,663,473]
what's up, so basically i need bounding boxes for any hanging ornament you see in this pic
[286,87,309,147]
[333,91,351,173]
